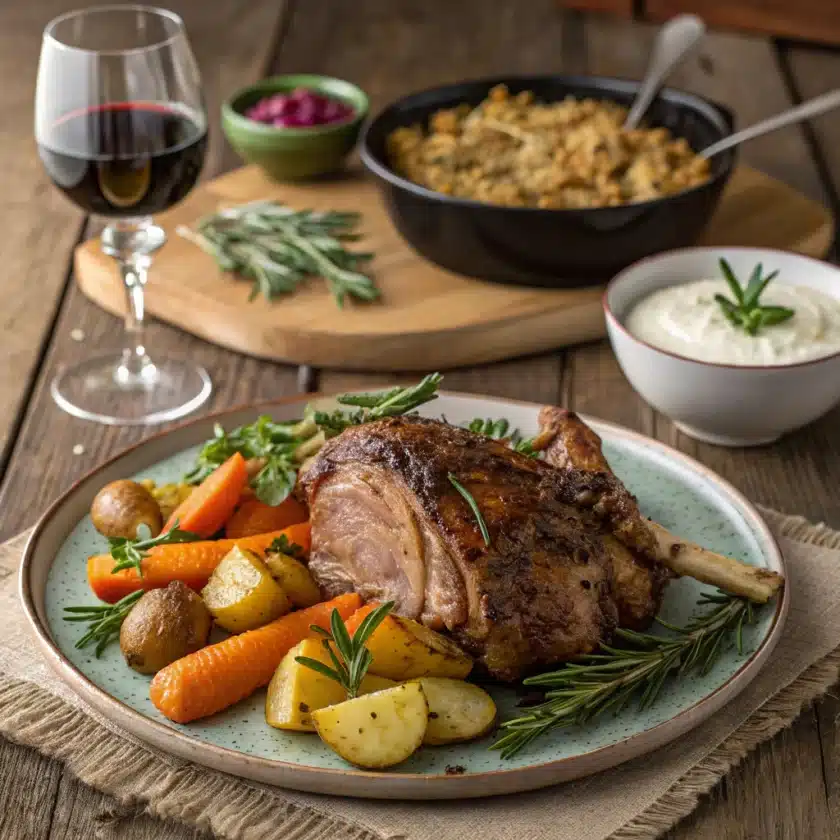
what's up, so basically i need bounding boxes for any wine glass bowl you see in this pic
[36,5,212,425]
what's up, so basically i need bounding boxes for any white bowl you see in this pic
[604,247,840,447]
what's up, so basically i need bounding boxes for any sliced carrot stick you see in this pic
[88,522,312,603]
[150,592,361,723]
[225,496,308,539]
[164,452,248,537]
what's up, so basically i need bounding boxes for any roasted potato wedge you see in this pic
[264,551,321,608]
[120,581,211,674]
[312,683,428,768]
[266,638,398,731]
[364,614,472,680]
[202,546,290,633]
[413,678,497,745]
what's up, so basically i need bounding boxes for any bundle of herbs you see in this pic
[177,200,379,308]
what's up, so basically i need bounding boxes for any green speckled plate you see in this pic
[20,392,788,800]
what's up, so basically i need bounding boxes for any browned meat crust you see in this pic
[301,415,670,681]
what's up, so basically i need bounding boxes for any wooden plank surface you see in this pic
[0,1,838,838]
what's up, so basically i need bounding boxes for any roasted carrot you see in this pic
[344,603,377,637]
[150,592,361,723]
[164,452,248,537]
[88,522,312,603]
[225,496,308,539]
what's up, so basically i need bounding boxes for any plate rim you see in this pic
[19,389,789,799]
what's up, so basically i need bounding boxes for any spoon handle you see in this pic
[624,15,706,130]
[701,89,840,159]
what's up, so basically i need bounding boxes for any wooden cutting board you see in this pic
[75,165,833,371]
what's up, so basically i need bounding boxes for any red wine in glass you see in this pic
[38,103,207,217]
[35,6,211,426]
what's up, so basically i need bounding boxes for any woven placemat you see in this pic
[1,506,838,840]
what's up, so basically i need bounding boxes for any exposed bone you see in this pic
[648,521,784,603]
[537,406,786,604]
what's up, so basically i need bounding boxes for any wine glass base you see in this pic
[51,353,212,426]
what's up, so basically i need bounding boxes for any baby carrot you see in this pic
[225,496,308,540]
[150,592,362,723]
[88,522,312,603]
[164,452,248,537]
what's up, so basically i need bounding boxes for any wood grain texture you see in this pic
[74,164,831,371]
[645,0,840,46]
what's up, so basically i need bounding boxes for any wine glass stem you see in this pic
[101,218,166,387]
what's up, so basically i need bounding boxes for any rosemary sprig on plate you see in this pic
[63,590,143,657]
[109,522,200,577]
[177,200,379,309]
[186,374,442,505]
[296,602,395,698]
[492,592,758,758]
[715,258,793,335]
[448,473,491,546]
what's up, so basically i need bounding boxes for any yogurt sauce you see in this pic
[625,279,840,366]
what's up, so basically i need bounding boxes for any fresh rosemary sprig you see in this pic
[109,522,200,577]
[448,473,491,547]
[185,375,443,505]
[63,590,144,657]
[177,200,379,309]
[715,258,793,336]
[313,373,442,435]
[296,602,395,699]
[268,534,305,558]
[466,417,538,457]
[493,593,759,758]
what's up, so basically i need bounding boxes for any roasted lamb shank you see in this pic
[299,412,783,682]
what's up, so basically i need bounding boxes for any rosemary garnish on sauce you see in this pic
[448,473,491,547]
[493,592,759,758]
[715,258,793,335]
[109,521,200,577]
[177,200,379,308]
[63,590,144,657]
[296,602,395,698]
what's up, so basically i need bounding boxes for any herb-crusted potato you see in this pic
[264,551,321,608]
[348,610,473,680]
[202,546,290,633]
[311,683,428,768]
[413,678,497,745]
[266,638,398,731]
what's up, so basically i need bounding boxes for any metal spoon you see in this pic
[624,15,707,130]
[700,89,840,159]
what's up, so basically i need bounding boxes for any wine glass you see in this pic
[35,5,212,425]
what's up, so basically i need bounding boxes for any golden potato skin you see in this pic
[365,615,473,680]
[91,479,163,539]
[264,551,321,608]
[312,683,428,768]
[413,678,497,745]
[119,581,211,674]
[202,547,290,633]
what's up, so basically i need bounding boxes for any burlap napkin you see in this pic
[2,506,839,840]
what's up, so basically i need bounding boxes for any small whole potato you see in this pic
[120,581,211,674]
[91,479,163,540]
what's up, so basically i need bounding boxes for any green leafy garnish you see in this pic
[448,473,491,547]
[492,592,758,758]
[296,602,395,699]
[715,258,793,336]
[466,417,538,457]
[268,534,305,558]
[185,375,443,506]
[177,201,379,309]
[63,590,144,657]
[109,522,200,577]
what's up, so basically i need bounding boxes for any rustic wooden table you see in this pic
[2,1,839,838]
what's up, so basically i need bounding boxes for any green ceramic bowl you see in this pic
[222,75,369,181]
